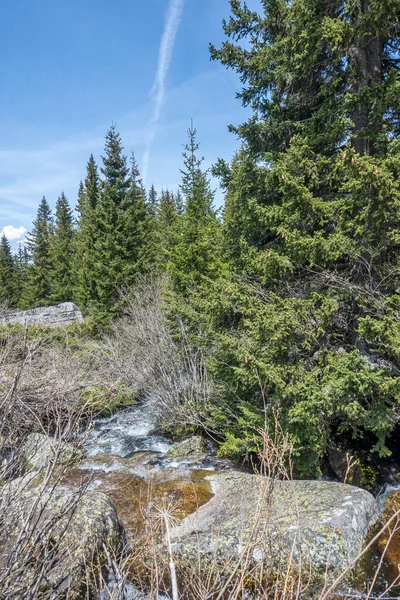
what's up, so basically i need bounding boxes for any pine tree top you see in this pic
[180,123,216,222]
[101,125,130,197]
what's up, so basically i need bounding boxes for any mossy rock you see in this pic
[23,433,83,471]
[165,436,207,460]
[170,472,379,577]
[79,384,139,417]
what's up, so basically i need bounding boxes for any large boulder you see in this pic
[165,436,207,460]
[0,483,122,598]
[0,302,83,327]
[22,433,83,471]
[170,472,378,574]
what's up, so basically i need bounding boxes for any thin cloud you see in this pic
[142,0,185,183]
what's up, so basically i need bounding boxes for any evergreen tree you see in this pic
[93,127,150,322]
[75,155,100,311]
[169,124,222,293]
[50,192,74,303]
[146,184,163,267]
[124,151,152,274]
[147,184,158,217]
[24,197,53,307]
[203,0,400,475]
[157,189,180,261]
[174,189,184,216]
[0,235,15,307]
[13,243,29,308]
[180,122,215,221]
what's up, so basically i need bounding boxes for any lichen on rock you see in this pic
[22,433,83,471]
[165,436,207,460]
[0,302,83,327]
[0,482,123,597]
[170,472,379,576]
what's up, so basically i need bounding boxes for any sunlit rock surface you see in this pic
[165,435,207,460]
[0,302,83,327]
[170,471,379,573]
[0,483,122,596]
[23,432,83,471]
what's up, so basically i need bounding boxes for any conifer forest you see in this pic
[1,1,400,598]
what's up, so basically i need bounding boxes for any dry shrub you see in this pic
[0,325,125,599]
[105,276,213,432]
[0,321,137,454]
[119,419,400,600]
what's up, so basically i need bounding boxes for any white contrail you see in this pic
[142,0,185,184]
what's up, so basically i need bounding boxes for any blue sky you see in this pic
[0,0,258,243]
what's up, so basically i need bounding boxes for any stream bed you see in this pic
[65,398,400,599]
[64,398,235,544]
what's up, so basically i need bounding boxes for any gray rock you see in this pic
[165,436,207,460]
[0,483,122,597]
[0,302,83,327]
[23,433,83,470]
[170,472,378,574]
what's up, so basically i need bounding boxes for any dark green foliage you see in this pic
[93,126,130,322]
[124,152,153,274]
[210,0,400,157]
[168,124,224,294]
[23,197,53,308]
[185,0,400,475]
[147,184,158,217]
[156,189,180,262]
[75,155,101,312]
[50,192,74,303]
[0,235,16,307]
[92,128,150,324]
[13,244,29,308]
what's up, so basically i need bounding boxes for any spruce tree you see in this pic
[13,243,29,308]
[174,189,184,216]
[124,152,152,274]
[147,184,158,217]
[75,155,100,311]
[93,127,150,322]
[24,197,53,307]
[157,189,179,261]
[0,235,15,307]
[204,0,400,475]
[50,192,74,303]
[169,124,221,293]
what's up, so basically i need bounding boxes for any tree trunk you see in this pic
[349,1,383,155]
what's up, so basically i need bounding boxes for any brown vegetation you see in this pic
[105,277,213,433]
[1,285,400,599]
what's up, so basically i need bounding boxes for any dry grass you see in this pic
[1,285,400,599]
[105,276,214,433]
[120,417,400,600]
[0,324,126,599]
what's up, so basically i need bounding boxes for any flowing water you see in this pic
[83,397,234,475]
[65,398,400,599]
[63,397,234,544]
[85,399,172,458]
[63,397,236,599]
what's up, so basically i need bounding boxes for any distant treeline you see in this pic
[0,122,215,326]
